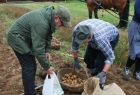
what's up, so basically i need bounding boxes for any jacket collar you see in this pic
[42,6,56,33]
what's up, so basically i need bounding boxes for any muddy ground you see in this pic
[0,21,140,95]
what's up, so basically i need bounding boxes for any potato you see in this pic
[61,72,85,86]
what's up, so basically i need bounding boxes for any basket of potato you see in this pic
[57,68,87,93]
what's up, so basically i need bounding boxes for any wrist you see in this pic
[103,63,112,73]
[44,65,50,71]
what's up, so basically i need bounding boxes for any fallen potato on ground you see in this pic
[51,37,61,50]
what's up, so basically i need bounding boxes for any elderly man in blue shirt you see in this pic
[123,0,140,81]
[71,19,119,89]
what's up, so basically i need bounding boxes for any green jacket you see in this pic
[7,6,56,70]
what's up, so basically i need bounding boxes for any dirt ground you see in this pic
[0,21,140,95]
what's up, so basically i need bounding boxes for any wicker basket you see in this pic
[57,68,87,93]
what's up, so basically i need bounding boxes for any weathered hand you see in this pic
[73,59,81,69]
[72,52,78,59]
[96,71,106,89]
[46,67,54,75]
[39,67,54,79]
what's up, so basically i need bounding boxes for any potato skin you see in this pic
[62,73,85,86]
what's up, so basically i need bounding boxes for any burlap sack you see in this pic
[82,77,126,95]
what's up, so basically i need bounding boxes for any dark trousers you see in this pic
[14,51,37,95]
[84,44,106,74]
[84,35,119,74]
[125,56,140,73]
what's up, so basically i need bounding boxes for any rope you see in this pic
[92,0,131,23]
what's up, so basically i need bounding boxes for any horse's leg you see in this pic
[117,13,122,28]
[89,10,92,19]
[94,8,98,19]
[117,11,129,28]
[118,0,130,28]
[87,4,93,19]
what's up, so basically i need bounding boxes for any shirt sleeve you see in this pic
[31,24,50,70]
[45,32,52,53]
[95,38,115,64]
[135,0,140,17]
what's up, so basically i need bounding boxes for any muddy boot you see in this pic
[134,58,140,80]
[123,57,135,80]
[134,72,140,80]
[136,72,140,80]
[123,66,130,81]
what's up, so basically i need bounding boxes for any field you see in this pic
[0,1,140,95]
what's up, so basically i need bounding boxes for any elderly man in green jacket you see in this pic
[7,6,71,95]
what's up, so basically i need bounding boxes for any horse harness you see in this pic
[93,0,116,10]
[93,0,104,8]
[91,0,130,23]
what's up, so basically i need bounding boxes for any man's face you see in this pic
[54,16,63,27]
[84,34,91,43]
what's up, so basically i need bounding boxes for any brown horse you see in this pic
[0,0,7,3]
[86,0,127,27]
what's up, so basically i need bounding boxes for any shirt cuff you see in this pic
[72,49,78,53]
[71,47,78,52]
[104,60,112,64]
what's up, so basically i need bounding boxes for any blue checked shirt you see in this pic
[72,19,119,64]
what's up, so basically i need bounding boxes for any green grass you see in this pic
[0,1,135,67]
[115,30,129,66]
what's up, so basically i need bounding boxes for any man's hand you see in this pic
[45,67,54,75]
[73,59,81,69]
[39,67,54,79]
[96,71,106,89]
[72,52,78,59]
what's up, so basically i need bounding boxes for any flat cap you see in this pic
[75,26,90,44]
[55,6,71,27]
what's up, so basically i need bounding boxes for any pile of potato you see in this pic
[62,73,85,86]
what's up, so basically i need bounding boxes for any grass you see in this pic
[115,30,129,66]
[0,1,134,67]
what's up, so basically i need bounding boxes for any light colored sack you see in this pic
[82,77,126,95]
[42,72,64,95]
